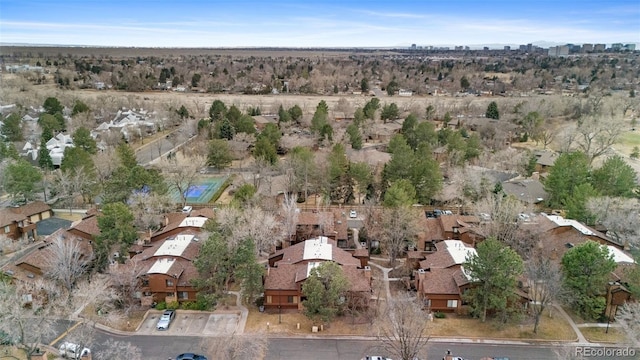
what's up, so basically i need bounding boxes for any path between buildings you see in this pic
[228,290,249,334]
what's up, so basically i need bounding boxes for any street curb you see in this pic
[261,333,578,345]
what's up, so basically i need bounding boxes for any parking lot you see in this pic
[138,310,241,336]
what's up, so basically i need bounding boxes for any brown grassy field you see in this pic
[244,304,577,341]
[580,327,627,344]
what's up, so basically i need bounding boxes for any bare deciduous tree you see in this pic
[109,259,145,315]
[575,115,624,165]
[53,167,89,212]
[280,192,299,245]
[43,236,92,293]
[587,197,640,249]
[475,195,535,258]
[128,192,174,231]
[526,256,563,333]
[0,281,56,357]
[159,155,206,207]
[375,294,430,360]
[373,206,420,266]
[199,332,268,360]
[616,302,640,347]
[215,206,282,254]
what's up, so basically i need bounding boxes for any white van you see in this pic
[59,341,91,359]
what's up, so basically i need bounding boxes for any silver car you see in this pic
[156,309,176,330]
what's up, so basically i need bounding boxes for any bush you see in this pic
[181,301,197,310]
[167,301,180,310]
[155,301,167,311]
[434,311,446,319]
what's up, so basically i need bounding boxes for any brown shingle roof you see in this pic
[418,267,460,295]
[270,237,360,266]
[11,201,51,217]
[342,266,372,292]
[264,264,299,290]
[0,208,26,227]
[419,218,444,242]
[418,243,457,269]
[70,214,100,237]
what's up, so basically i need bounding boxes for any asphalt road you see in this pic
[62,327,638,360]
[135,136,175,165]
[48,319,637,360]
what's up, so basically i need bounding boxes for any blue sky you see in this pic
[1,0,638,47]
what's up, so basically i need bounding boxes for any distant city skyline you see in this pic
[1,0,638,48]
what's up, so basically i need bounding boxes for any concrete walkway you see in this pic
[228,291,249,334]
[553,304,588,344]
[367,261,392,300]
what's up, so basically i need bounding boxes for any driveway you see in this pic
[138,310,241,336]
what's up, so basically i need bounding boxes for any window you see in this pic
[266,296,272,304]
[166,292,174,297]
[142,279,149,286]
[3,226,9,233]
[447,300,458,308]
[287,296,298,304]
[165,279,174,287]
[178,291,189,299]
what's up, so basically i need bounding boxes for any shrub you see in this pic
[434,311,446,319]
[155,301,167,311]
[181,301,197,310]
[167,301,180,310]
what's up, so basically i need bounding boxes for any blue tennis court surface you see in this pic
[171,176,228,204]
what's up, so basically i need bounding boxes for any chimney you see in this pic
[363,266,371,282]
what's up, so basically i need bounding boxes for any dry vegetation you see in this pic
[580,327,626,343]
[243,304,577,341]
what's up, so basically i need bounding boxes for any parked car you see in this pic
[59,341,90,359]
[361,356,392,360]
[157,309,176,330]
[350,210,357,218]
[176,353,209,360]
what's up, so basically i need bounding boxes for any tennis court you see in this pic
[171,176,228,204]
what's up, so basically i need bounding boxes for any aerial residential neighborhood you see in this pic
[1,1,639,359]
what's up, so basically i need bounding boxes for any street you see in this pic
[60,325,635,360]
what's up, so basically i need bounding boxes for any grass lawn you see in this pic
[620,131,640,147]
[428,310,576,341]
[615,131,640,155]
[581,327,627,344]
[243,306,378,336]
[244,303,576,340]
